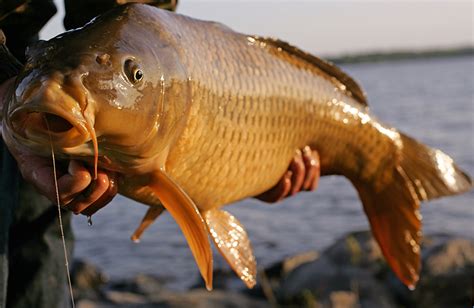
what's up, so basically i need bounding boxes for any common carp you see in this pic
[2,4,471,290]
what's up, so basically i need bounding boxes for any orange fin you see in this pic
[204,209,257,288]
[353,132,472,289]
[148,170,213,290]
[131,205,165,243]
[353,166,421,289]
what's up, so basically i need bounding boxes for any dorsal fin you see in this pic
[255,36,368,107]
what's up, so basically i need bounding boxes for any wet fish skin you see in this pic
[2,4,472,290]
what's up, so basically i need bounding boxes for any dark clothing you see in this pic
[0,0,57,62]
[0,138,21,307]
[0,142,74,307]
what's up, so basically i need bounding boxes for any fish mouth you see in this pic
[9,105,90,149]
[6,77,101,177]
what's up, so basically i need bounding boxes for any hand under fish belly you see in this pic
[2,4,472,290]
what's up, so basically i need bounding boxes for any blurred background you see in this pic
[38,0,472,299]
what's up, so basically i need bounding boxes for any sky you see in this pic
[40,0,473,57]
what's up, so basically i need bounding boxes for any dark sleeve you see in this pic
[0,23,22,308]
[0,0,57,62]
[0,136,21,308]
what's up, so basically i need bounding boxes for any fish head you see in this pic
[3,4,190,173]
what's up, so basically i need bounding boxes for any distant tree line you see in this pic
[328,46,474,65]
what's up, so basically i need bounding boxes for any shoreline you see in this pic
[327,46,474,65]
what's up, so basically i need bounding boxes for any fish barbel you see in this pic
[2,4,471,290]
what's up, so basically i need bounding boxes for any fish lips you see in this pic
[7,98,91,150]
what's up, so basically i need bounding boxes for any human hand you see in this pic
[256,146,320,203]
[1,78,118,216]
[14,148,117,216]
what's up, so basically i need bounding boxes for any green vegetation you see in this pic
[328,46,474,65]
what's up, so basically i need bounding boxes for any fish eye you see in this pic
[124,59,143,84]
[134,68,143,82]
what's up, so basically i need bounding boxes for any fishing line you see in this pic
[44,116,76,308]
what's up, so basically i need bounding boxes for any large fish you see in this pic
[2,4,471,290]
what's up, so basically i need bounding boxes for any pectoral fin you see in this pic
[148,170,213,290]
[204,209,257,288]
[131,205,165,243]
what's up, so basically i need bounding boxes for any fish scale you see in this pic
[164,14,389,208]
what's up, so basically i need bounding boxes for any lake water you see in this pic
[72,55,474,290]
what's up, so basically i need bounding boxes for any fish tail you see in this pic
[397,133,472,200]
[352,133,471,289]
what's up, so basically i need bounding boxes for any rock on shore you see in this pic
[73,231,474,308]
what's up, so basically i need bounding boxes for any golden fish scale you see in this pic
[158,14,399,211]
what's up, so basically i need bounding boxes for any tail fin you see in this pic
[353,133,471,289]
[398,133,472,201]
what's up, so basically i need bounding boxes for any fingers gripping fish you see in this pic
[2,4,471,290]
